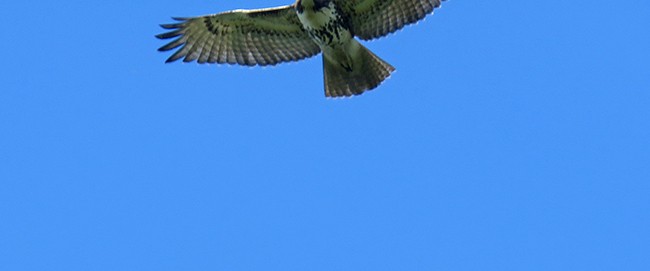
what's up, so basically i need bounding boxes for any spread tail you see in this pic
[322,40,395,98]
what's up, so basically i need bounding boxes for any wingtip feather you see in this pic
[160,23,183,29]
[155,30,183,40]
[165,56,179,63]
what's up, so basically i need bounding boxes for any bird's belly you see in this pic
[296,5,351,48]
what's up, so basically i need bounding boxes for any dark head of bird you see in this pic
[296,0,332,13]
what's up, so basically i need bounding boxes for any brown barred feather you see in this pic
[337,0,446,40]
[157,5,321,66]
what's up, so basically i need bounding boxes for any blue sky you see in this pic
[1,1,649,270]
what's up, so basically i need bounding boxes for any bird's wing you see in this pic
[339,0,445,40]
[157,5,321,66]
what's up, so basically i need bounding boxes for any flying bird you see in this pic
[157,0,447,97]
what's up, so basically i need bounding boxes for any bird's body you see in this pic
[296,1,350,43]
[157,0,447,97]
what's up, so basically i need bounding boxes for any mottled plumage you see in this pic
[157,0,447,98]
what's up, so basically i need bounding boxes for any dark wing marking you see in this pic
[339,0,446,40]
[157,5,321,66]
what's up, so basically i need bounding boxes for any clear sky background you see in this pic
[1,1,649,270]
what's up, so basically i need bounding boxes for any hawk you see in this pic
[157,0,447,97]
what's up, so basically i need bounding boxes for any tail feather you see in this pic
[323,41,395,98]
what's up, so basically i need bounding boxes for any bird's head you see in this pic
[296,0,332,12]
